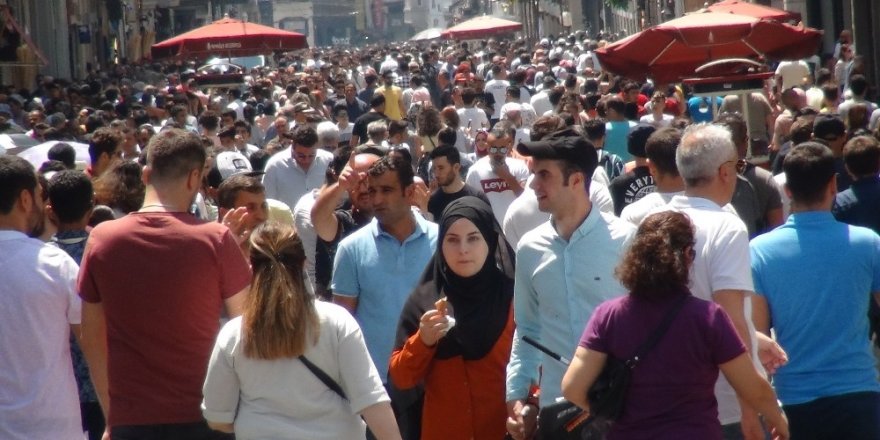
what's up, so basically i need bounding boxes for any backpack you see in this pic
[599,150,625,181]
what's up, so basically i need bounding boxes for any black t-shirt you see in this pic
[427,185,490,220]
[315,208,371,292]
[608,166,655,216]
[352,111,387,143]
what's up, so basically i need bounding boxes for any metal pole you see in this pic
[741,92,754,158]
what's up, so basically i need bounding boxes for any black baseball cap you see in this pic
[627,123,656,158]
[517,131,598,177]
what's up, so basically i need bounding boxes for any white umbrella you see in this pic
[17,140,91,168]
[410,27,444,42]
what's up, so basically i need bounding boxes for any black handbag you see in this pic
[534,294,689,440]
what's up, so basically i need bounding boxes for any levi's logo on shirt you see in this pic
[481,178,510,193]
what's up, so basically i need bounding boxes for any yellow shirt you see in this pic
[377,85,404,120]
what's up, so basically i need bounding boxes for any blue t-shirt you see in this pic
[750,212,880,405]
[604,120,637,161]
[331,215,438,381]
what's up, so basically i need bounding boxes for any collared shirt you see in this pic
[262,147,334,212]
[335,97,369,122]
[51,229,89,265]
[332,214,439,381]
[751,212,880,405]
[0,230,82,439]
[507,209,635,403]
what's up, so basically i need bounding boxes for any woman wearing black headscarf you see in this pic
[389,196,515,440]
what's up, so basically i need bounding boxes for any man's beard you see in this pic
[27,208,46,238]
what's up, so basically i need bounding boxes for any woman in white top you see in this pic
[202,222,401,440]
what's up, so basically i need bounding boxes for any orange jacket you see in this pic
[389,309,515,440]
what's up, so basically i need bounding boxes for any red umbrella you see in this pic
[151,17,307,60]
[706,0,801,22]
[595,11,821,84]
[441,16,522,40]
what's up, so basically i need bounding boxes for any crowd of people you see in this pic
[2,28,880,440]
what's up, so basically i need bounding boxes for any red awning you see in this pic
[706,0,801,22]
[595,11,822,84]
[151,17,307,60]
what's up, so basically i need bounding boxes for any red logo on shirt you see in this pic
[481,178,510,193]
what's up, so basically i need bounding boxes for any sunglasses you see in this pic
[489,146,508,154]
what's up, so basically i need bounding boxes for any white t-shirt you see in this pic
[805,86,824,111]
[202,302,390,440]
[639,113,674,128]
[513,127,531,147]
[619,191,683,226]
[649,195,757,425]
[484,79,511,119]
[465,156,530,224]
[263,147,334,213]
[775,60,810,90]
[0,231,82,440]
[502,177,614,249]
[293,190,319,290]
[773,173,791,220]
[530,91,553,117]
[457,107,489,131]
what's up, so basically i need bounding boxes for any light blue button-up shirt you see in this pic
[506,209,635,403]
[331,214,438,382]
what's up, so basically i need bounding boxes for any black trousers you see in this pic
[111,421,235,440]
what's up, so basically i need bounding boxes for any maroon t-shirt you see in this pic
[579,293,746,440]
[78,212,251,426]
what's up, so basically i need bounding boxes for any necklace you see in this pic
[139,204,180,212]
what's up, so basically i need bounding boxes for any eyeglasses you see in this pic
[489,146,508,154]
[294,152,317,160]
[718,159,737,173]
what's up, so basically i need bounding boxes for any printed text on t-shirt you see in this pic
[481,178,510,193]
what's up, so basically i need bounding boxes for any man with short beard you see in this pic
[0,155,82,439]
[427,145,489,220]
[78,129,251,440]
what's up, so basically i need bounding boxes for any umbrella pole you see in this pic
[712,96,719,123]
[741,92,753,159]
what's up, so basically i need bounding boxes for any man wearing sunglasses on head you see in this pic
[465,120,529,224]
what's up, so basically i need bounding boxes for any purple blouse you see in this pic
[578,293,746,440]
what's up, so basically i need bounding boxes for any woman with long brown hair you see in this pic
[202,222,401,440]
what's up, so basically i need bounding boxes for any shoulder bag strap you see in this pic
[628,294,689,367]
[299,355,348,400]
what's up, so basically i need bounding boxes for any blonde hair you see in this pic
[242,222,319,359]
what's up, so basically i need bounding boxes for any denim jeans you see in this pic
[783,391,880,440]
